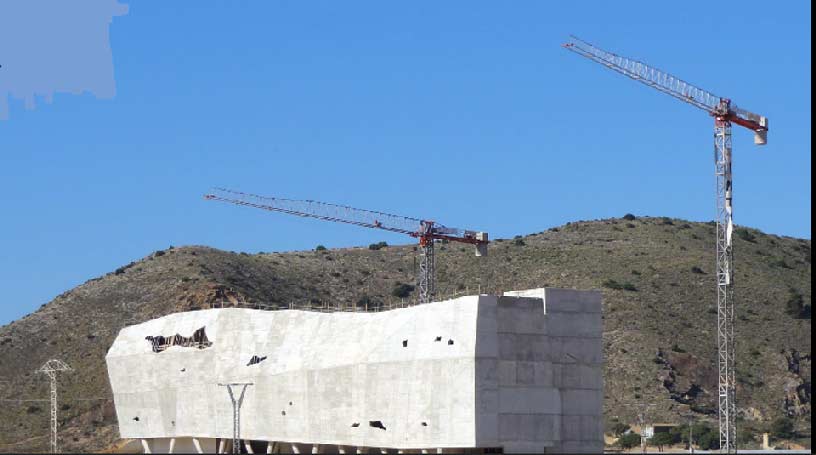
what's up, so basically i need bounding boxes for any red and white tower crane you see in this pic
[563,36,768,453]
[204,187,488,304]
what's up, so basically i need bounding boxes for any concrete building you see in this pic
[106,288,603,453]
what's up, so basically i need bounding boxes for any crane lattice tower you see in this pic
[563,36,768,453]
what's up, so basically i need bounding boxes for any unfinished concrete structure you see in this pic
[106,288,603,453]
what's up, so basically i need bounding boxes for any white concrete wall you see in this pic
[106,288,603,453]
[503,288,604,453]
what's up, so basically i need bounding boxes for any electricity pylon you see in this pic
[219,382,253,454]
[37,359,72,454]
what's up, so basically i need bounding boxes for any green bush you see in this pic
[692,423,720,450]
[785,288,811,319]
[668,425,685,444]
[738,429,757,446]
[368,241,388,250]
[770,416,795,440]
[356,295,381,310]
[735,228,757,243]
[603,279,637,292]
[770,258,792,269]
[315,245,327,251]
[391,282,415,298]
[691,266,705,274]
[650,432,675,450]
[618,432,641,449]
[623,213,637,221]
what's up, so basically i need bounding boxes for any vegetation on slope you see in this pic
[0,216,810,452]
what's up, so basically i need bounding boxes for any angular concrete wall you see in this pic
[106,288,602,453]
[500,288,604,453]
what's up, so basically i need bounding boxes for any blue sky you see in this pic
[0,1,810,325]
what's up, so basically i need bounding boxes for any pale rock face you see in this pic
[106,288,603,453]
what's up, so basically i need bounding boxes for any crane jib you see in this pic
[563,36,768,142]
[204,191,489,247]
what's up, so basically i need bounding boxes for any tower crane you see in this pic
[563,36,768,453]
[204,187,488,304]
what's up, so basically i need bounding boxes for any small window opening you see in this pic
[351,422,360,428]
[421,422,428,427]
[434,336,442,342]
[180,368,186,372]
[369,420,387,430]
[281,410,286,416]
[289,401,293,406]
[448,339,454,345]
[402,340,408,347]
[133,417,139,422]
[247,355,267,366]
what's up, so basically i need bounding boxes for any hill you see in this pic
[0,216,810,452]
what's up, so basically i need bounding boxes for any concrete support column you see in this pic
[168,438,176,454]
[421,450,429,454]
[356,447,363,454]
[337,446,346,454]
[292,443,301,454]
[266,441,274,454]
[311,444,320,454]
[245,440,255,453]
[140,439,152,454]
[218,439,226,454]
[192,438,203,454]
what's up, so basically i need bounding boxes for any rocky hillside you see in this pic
[0,216,810,452]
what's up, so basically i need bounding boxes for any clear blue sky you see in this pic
[0,1,810,325]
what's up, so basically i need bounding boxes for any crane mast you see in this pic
[564,36,768,453]
[204,188,488,304]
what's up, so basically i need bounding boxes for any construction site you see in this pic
[0,22,811,455]
[105,70,772,450]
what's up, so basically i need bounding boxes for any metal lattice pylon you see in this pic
[218,382,253,454]
[36,359,72,454]
[418,233,436,304]
[714,118,737,451]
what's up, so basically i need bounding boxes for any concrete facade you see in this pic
[106,288,603,453]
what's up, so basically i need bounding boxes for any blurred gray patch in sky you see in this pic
[0,0,128,119]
